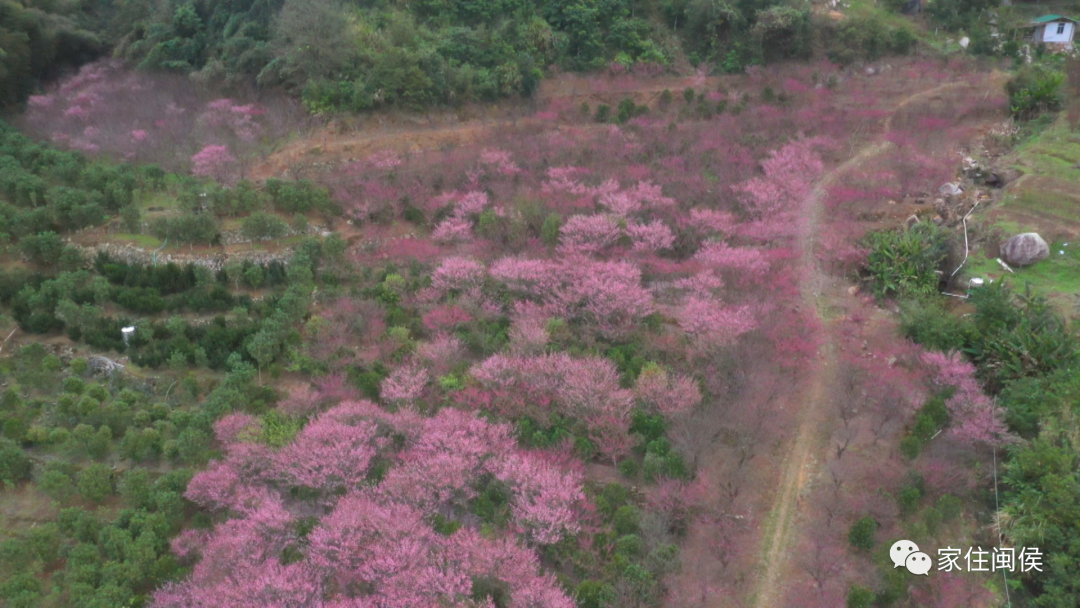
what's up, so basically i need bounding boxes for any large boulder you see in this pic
[1001,233,1049,267]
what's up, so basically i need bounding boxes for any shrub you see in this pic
[18,232,64,266]
[152,213,219,245]
[576,580,616,608]
[1008,64,1065,120]
[114,286,166,314]
[899,298,971,351]
[76,463,113,503]
[0,438,31,486]
[613,505,642,535]
[897,485,923,515]
[265,179,334,215]
[596,483,630,518]
[863,223,950,299]
[242,212,290,241]
[616,98,646,124]
[848,516,877,550]
[927,0,997,31]
[937,494,962,521]
[847,585,875,608]
[541,213,562,246]
[966,282,1079,390]
[63,376,86,395]
[595,104,611,123]
[899,435,921,460]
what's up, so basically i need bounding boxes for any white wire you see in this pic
[950,201,981,278]
[994,447,1012,607]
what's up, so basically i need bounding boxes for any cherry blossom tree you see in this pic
[677,296,756,354]
[191,145,237,183]
[415,334,465,376]
[627,220,676,252]
[157,404,582,607]
[921,351,1013,447]
[380,364,429,406]
[490,257,654,338]
[273,416,381,493]
[694,241,770,276]
[557,214,623,254]
[428,256,485,299]
[431,216,474,243]
[634,363,703,417]
[422,304,472,332]
[279,385,321,418]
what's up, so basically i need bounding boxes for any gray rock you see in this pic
[938,182,963,197]
[1001,233,1049,267]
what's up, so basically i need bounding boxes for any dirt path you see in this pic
[752,78,996,608]
[249,74,723,181]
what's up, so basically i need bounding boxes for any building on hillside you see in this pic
[1030,15,1077,47]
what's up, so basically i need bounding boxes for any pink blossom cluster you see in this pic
[558,214,623,254]
[191,145,237,182]
[428,256,485,299]
[677,296,756,354]
[422,304,472,331]
[368,150,403,170]
[200,98,264,143]
[684,208,738,235]
[22,59,303,171]
[380,364,429,405]
[156,403,583,606]
[542,167,620,205]
[598,181,677,217]
[431,191,489,242]
[479,147,522,175]
[557,213,675,255]
[920,351,1013,447]
[414,333,466,375]
[736,138,829,241]
[490,256,654,337]
[634,364,703,416]
[508,304,551,354]
[469,353,634,457]
[626,220,676,252]
[694,241,770,276]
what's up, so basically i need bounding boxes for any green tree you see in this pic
[848,516,877,551]
[265,0,356,88]
[243,263,265,289]
[247,321,284,383]
[76,463,113,504]
[39,466,75,504]
[241,212,289,242]
[119,469,153,509]
[18,231,64,266]
[0,437,31,486]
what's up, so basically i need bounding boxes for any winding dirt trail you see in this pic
[249,74,723,181]
[752,78,995,608]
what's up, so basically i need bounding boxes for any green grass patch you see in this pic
[996,181,1080,232]
[1013,118,1080,180]
[109,233,164,248]
[965,240,1080,314]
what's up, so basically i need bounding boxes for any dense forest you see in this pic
[1,0,945,112]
